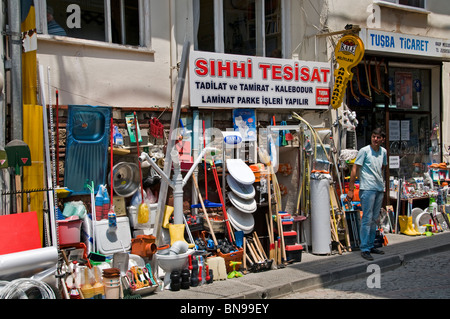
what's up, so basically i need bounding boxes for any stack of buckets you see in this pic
[102,268,121,299]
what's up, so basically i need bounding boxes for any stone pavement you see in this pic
[281,249,450,299]
[144,231,450,299]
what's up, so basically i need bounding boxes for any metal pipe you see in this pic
[120,0,126,44]
[104,0,112,43]
[182,147,218,186]
[7,0,23,140]
[139,152,174,188]
[153,41,190,246]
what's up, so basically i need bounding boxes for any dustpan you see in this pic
[0,146,8,168]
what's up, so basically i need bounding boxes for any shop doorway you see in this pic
[346,57,442,205]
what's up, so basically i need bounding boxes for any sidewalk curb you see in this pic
[145,232,450,299]
[232,241,450,299]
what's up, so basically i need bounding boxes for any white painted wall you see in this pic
[34,0,449,149]
[36,0,175,108]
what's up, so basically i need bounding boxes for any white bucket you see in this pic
[104,284,120,299]
[103,277,120,287]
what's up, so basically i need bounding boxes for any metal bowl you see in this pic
[109,162,140,197]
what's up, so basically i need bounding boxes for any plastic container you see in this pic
[102,187,110,220]
[95,217,132,255]
[337,181,360,202]
[95,189,104,221]
[108,207,117,230]
[282,218,293,231]
[127,204,157,229]
[57,216,83,245]
[104,282,120,299]
[285,244,303,262]
[113,125,123,146]
[283,231,297,246]
[278,212,292,219]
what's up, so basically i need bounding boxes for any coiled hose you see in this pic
[0,279,56,299]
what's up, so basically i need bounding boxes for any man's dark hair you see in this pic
[372,127,383,136]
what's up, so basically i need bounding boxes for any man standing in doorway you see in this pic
[347,128,387,261]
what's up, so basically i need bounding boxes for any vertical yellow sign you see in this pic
[331,34,365,109]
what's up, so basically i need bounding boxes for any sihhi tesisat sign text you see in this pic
[189,51,332,109]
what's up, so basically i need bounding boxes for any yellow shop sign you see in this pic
[331,34,365,109]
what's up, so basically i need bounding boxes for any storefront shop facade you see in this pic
[325,1,450,203]
[1,0,450,298]
[354,28,448,182]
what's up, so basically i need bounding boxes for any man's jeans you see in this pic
[359,190,384,252]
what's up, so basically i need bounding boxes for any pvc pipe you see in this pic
[0,247,58,278]
[310,177,331,254]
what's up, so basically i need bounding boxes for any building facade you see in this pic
[1,0,449,207]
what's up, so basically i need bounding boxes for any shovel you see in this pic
[5,140,32,213]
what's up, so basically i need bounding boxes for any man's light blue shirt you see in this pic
[354,145,387,192]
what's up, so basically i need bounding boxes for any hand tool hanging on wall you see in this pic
[376,58,392,98]
[368,57,381,95]
[349,75,360,103]
[363,56,373,100]
[355,65,371,102]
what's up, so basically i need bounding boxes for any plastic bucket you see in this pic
[104,284,120,299]
[57,217,83,245]
[103,278,120,287]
